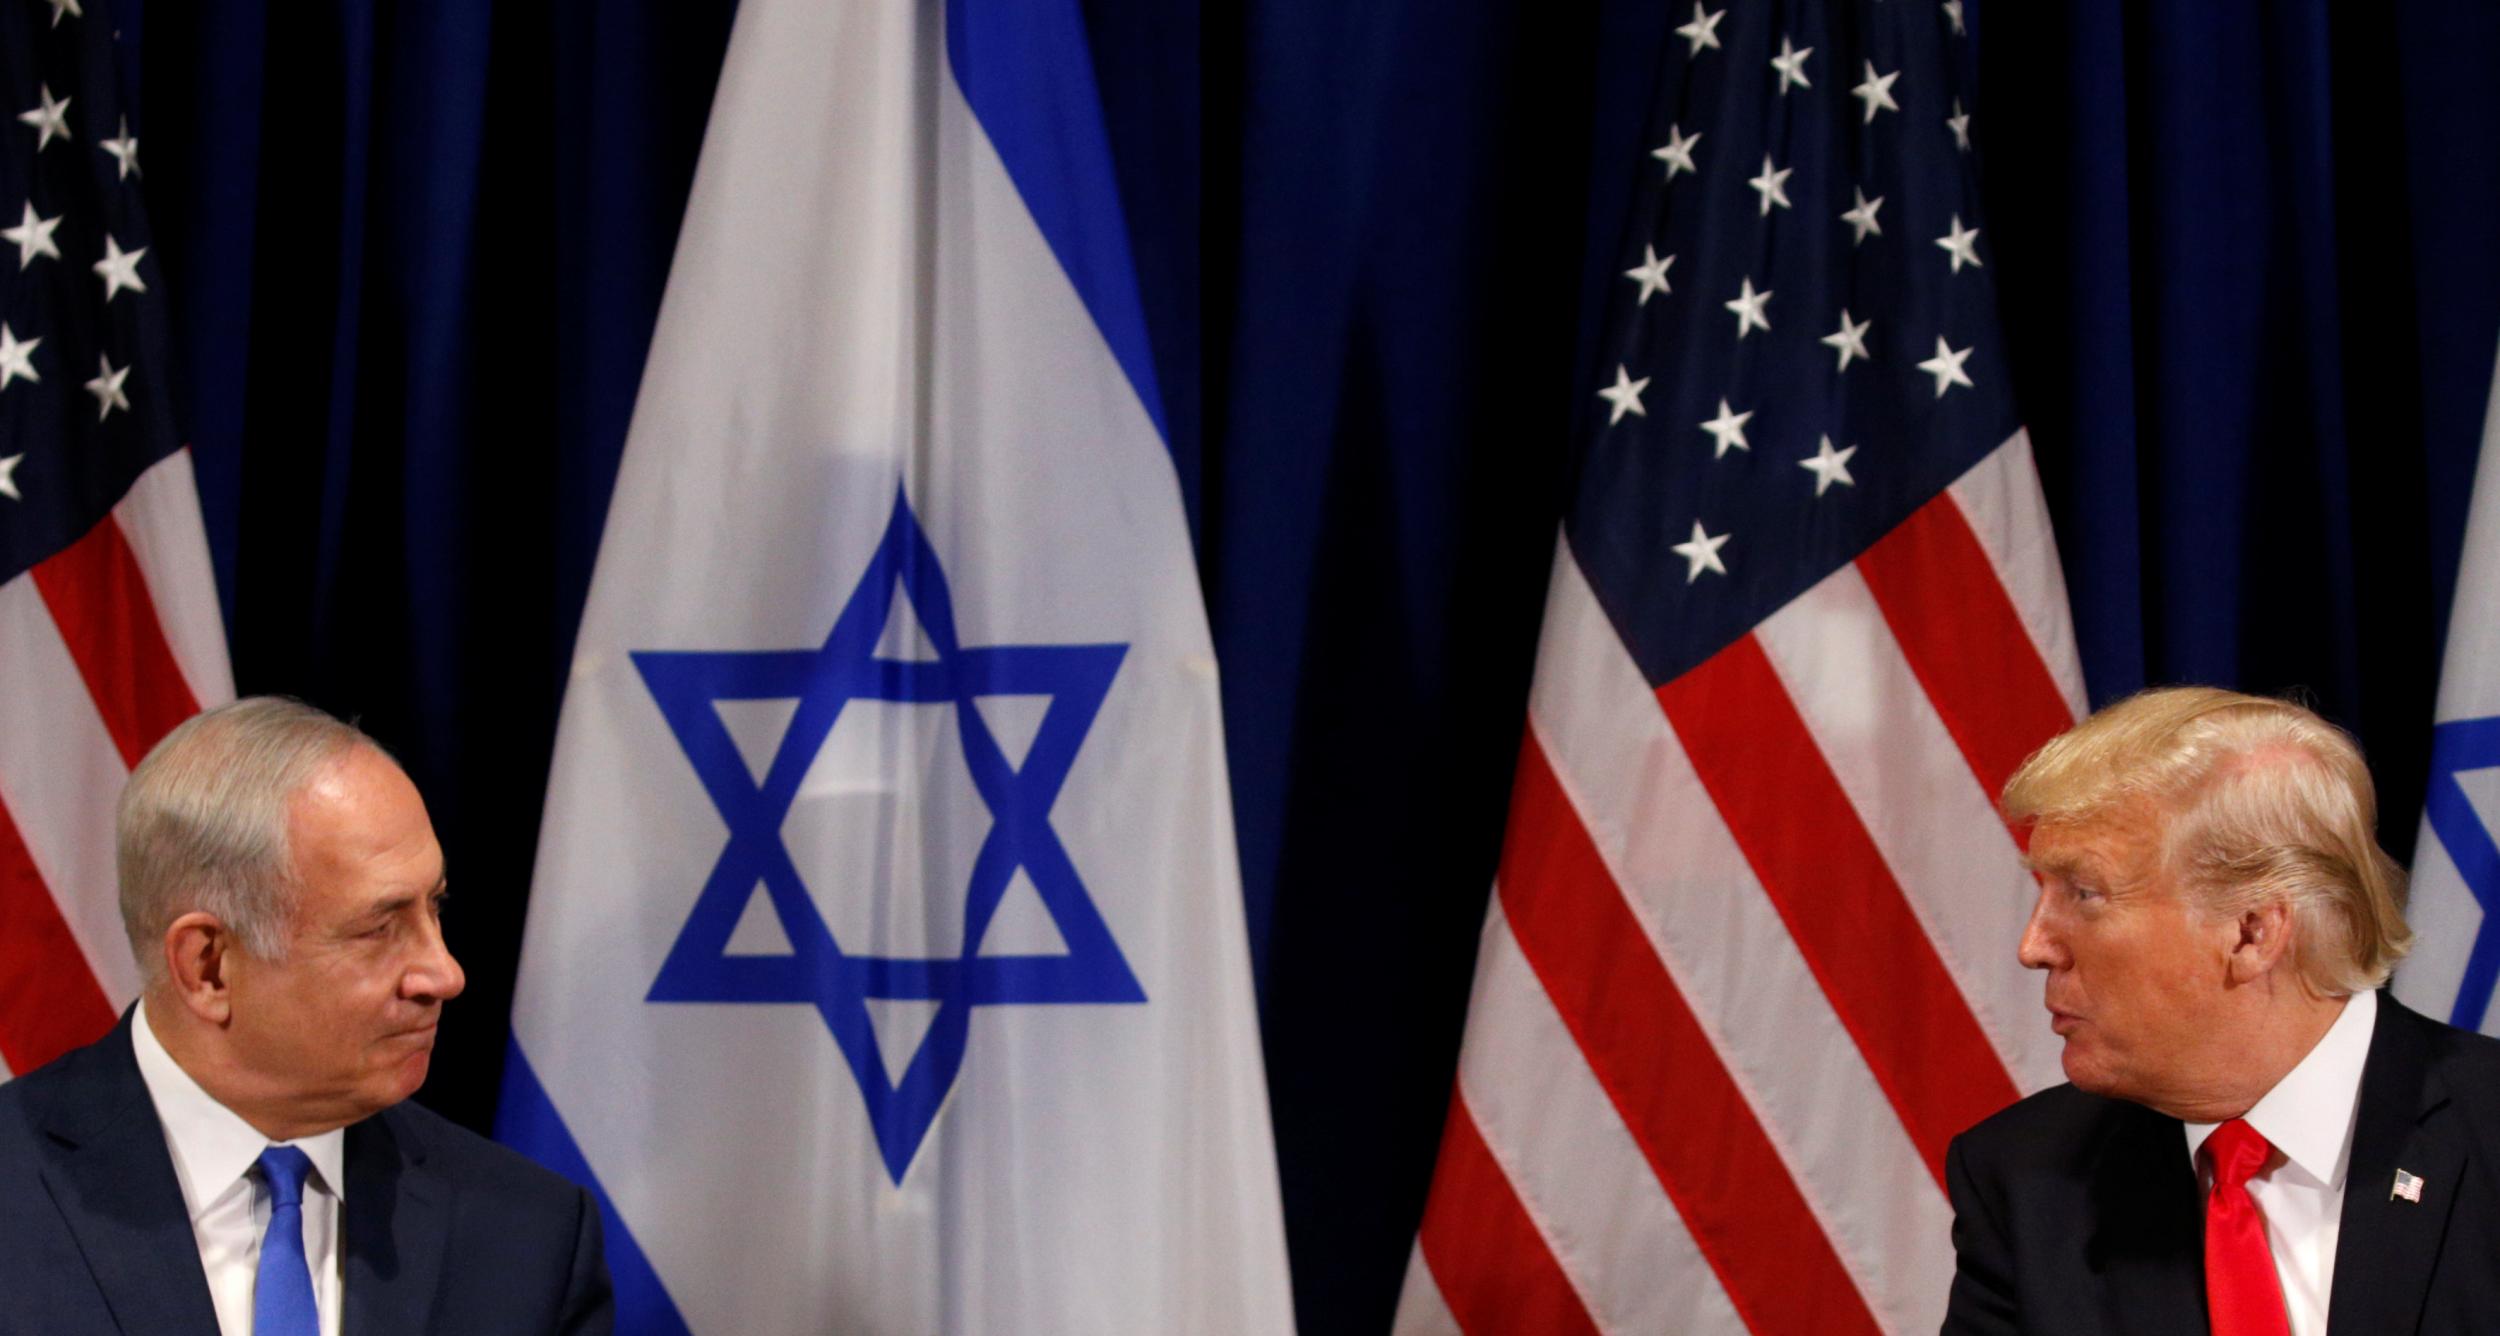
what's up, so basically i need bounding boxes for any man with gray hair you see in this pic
[0,697,610,1335]
[1942,687,2500,1335]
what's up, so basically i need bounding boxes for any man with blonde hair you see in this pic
[1943,687,2500,1336]
[0,697,610,1335]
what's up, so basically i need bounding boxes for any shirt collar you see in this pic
[2182,987,2376,1188]
[131,1003,348,1220]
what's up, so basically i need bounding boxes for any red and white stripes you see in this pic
[1401,432,2081,1334]
[0,449,231,1079]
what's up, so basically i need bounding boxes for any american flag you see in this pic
[1394,3,2083,1332]
[0,0,231,1083]
[2391,1169,2424,1204]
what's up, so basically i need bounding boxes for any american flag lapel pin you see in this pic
[2392,1169,2425,1203]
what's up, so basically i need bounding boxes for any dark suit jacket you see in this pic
[0,1013,612,1336]
[1942,992,2500,1335]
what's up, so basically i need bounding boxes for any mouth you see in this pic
[2046,1008,2082,1036]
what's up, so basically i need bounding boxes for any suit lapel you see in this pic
[2088,1100,2209,1336]
[342,1106,451,1336]
[34,1015,223,1335]
[2328,995,2462,1336]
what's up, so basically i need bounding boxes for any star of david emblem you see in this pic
[634,490,1143,1182]
[2423,715,2500,1030]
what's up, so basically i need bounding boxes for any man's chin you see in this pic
[2060,1050,2148,1106]
[373,1047,433,1108]
[2059,1042,2114,1094]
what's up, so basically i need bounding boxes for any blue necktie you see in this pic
[254,1146,320,1336]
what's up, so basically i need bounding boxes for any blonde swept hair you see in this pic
[2002,686,2412,995]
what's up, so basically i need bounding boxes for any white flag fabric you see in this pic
[0,451,234,1081]
[499,1,1295,1330]
[1,0,235,1087]
[1390,2,2082,1329]
[2393,338,2500,1037]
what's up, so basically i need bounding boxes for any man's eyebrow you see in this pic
[2023,852,2087,878]
[358,879,448,924]
[330,900,404,937]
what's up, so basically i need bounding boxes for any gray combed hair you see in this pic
[117,697,379,978]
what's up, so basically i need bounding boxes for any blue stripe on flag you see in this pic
[495,1042,694,1336]
[2425,716,2500,1030]
[944,0,1170,446]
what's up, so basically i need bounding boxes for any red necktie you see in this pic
[2204,1118,2292,1336]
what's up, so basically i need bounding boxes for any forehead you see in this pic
[286,748,443,900]
[2027,807,2164,880]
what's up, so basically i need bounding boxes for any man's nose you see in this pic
[2016,892,2064,971]
[406,921,467,1003]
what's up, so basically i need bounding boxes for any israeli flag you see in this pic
[2396,338,2500,1038]
[497,1,1296,1330]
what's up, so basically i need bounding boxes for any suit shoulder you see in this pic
[2380,992,2500,1103]
[384,1100,590,1212]
[1951,1082,2143,1175]
[2422,1012,2500,1078]
[2417,1009,2500,1133]
[0,1056,38,1125]
[0,1063,43,1164]
[0,1027,130,1151]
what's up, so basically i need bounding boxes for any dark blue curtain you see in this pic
[1982,0,2500,864]
[1205,1,1597,1325]
[130,0,2500,1332]
[140,0,739,1134]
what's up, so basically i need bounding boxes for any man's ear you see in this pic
[161,912,237,1024]
[2224,897,2297,986]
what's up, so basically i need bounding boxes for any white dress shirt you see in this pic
[131,1005,346,1336]
[2182,988,2377,1336]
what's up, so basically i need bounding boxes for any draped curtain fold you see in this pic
[132,0,2500,1330]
